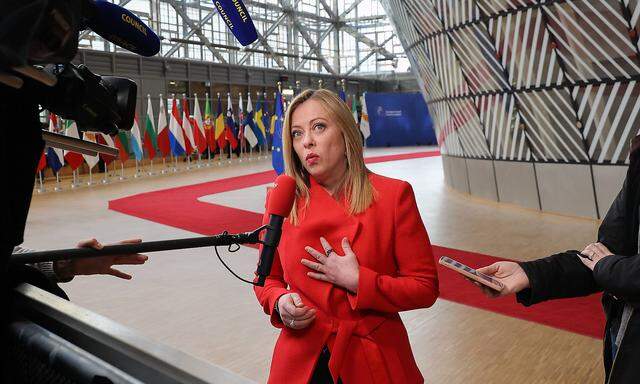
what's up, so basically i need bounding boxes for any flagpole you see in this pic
[134,160,141,178]
[37,171,45,193]
[148,159,155,176]
[54,172,62,192]
[87,167,93,186]
[102,162,109,184]
[71,170,78,189]
[119,162,126,180]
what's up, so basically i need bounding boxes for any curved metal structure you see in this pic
[382,0,638,218]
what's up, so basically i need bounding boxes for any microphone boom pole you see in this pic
[10,227,266,265]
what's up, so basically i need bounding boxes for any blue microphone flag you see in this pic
[212,0,258,46]
[87,1,160,57]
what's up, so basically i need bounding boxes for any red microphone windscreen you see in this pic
[267,175,296,217]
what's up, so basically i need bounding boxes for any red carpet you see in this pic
[109,149,604,339]
[432,245,604,338]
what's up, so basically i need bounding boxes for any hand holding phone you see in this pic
[439,256,505,292]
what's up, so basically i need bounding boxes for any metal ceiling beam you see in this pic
[184,0,334,24]
[339,0,365,18]
[345,34,394,75]
[341,24,396,61]
[294,25,334,71]
[254,30,288,69]
[318,0,337,20]
[292,18,337,75]
[237,12,289,66]
[164,10,217,58]
[165,0,227,63]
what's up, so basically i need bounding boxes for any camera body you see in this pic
[1,0,142,135]
[40,63,136,135]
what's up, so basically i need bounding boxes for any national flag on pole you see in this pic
[262,97,271,138]
[238,93,245,145]
[130,114,144,161]
[46,113,64,172]
[255,95,267,142]
[270,94,277,136]
[225,93,239,150]
[243,93,260,147]
[169,97,186,156]
[351,96,359,126]
[157,95,171,158]
[82,132,100,169]
[339,89,346,102]
[63,120,85,170]
[114,132,129,163]
[144,95,157,160]
[46,147,63,173]
[360,94,371,140]
[215,94,226,149]
[181,96,195,154]
[36,150,47,173]
[204,93,216,152]
[192,94,207,154]
[272,91,284,174]
[96,133,116,165]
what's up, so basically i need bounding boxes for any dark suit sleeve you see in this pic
[597,179,629,255]
[591,178,640,303]
[516,251,600,306]
[593,255,640,300]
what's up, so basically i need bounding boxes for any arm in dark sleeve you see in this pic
[593,255,640,301]
[516,251,600,306]
[597,179,631,255]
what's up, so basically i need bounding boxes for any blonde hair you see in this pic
[283,89,375,225]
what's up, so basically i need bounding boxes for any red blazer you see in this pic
[255,172,439,384]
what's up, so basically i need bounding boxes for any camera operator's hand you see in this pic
[580,242,613,271]
[469,262,530,298]
[54,238,148,280]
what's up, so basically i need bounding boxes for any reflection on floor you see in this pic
[25,147,603,383]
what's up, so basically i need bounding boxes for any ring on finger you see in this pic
[325,248,334,257]
[289,319,295,327]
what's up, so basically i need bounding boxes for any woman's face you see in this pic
[290,99,346,183]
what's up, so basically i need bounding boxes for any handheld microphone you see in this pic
[256,174,296,286]
[84,0,160,57]
[211,0,258,46]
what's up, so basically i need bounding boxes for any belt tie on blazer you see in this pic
[327,319,391,384]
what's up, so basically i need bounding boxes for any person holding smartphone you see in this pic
[472,136,640,384]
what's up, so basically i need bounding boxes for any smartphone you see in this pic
[439,256,504,292]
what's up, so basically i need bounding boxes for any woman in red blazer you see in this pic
[254,89,439,384]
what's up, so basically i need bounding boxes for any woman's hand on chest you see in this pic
[301,237,359,293]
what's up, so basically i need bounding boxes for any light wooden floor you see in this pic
[24,148,603,383]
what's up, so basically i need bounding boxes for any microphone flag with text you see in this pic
[84,0,161,57]
[211,0,258,46]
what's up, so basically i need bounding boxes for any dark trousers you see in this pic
[309,347,343,384]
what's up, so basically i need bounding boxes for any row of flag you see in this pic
[156,92,273,160]
[37,90,371,176]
